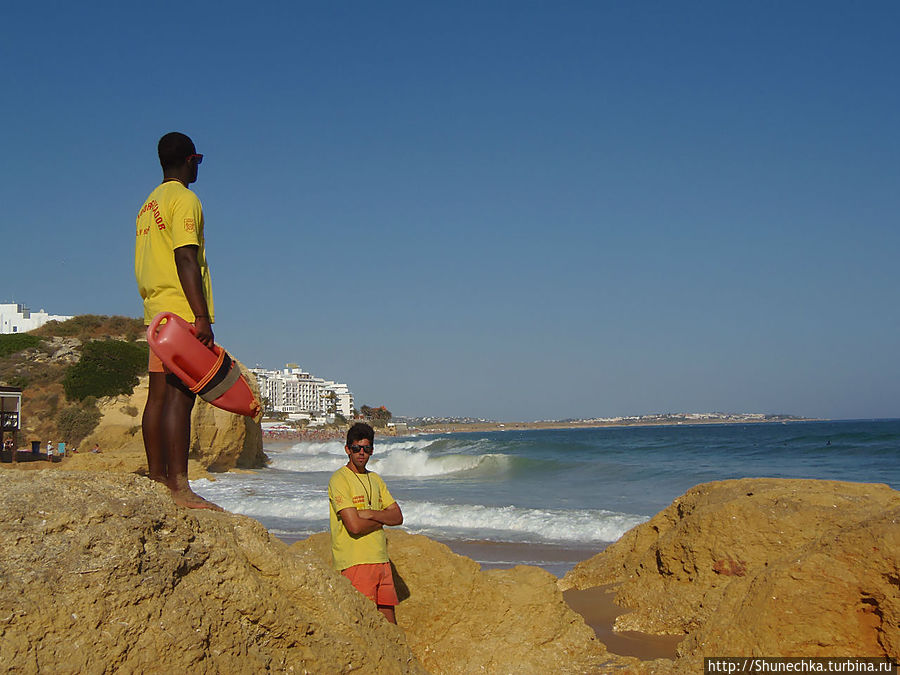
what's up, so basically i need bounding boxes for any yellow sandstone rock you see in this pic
[0,470,422,674]
[560,478,900,670]
[4,468,893,674]
[70,362,264,476]
[294,531,637,674]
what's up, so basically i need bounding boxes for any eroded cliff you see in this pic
[69,362,265,475]
[560,478,900,671]
[0,470,422,674]
[294,531,637,673]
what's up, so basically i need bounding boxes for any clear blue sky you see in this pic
[2,2,898,421]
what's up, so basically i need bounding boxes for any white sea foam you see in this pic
[380,437,495,454]
[370,450,511,477]
[224,496,326,521]
[191,478,326,520]
[377,438,444,452]
[267,455,352,473]
[265,439,512,478]
[189,479,646,544]
[401,501,646,543]
[285,440,346,456]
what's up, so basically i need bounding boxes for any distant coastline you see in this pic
[262,413,817,441]
[403,413,816,435]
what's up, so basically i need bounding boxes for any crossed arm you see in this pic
[338,502,403,536]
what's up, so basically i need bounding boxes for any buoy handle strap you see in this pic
[190,347,226,394]
[198,356,243,403]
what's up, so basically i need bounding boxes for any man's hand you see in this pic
[357,503,403,527]
[193,316,214,347]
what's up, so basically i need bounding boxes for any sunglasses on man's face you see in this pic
[349,444,373,454]
[187,153,203,164]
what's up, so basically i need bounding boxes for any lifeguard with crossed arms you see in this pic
[329,422,404,623]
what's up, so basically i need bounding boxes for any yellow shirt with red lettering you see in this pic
[135,181,214,324]
[328,466,396,571]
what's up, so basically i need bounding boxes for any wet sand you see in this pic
[563,585,682,660]
[438,538,602,577]
[436,539,682,661]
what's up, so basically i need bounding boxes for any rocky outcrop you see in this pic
[28,337,82,365]
[76,380,147,459]
[560,478,900,668]
[0,470,424,674]
[190,361,266,471]
[76,364,265,474]
[7,470,894,675]
[0,471,636,674]
[294,531,636,674]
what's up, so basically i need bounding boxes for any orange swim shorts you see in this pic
[148,348,166,373]
[341,562,398,606]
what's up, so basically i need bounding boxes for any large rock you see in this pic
[77,364,265,474]
[190,361,266,471]
[294,531,636,674]
[0,470,424,674]
[74,379,149,473]
[560,478,900,669]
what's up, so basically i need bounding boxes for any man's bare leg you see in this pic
[162,374,223,511]
[377,605,397,624]
[142,372,170,484]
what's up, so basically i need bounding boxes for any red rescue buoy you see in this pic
[147,312,262,419]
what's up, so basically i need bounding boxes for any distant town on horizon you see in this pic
[395,412,812,426]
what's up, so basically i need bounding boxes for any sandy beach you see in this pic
[438,538,603,575]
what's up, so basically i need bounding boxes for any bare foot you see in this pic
[170,488,225,512]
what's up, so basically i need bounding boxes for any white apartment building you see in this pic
[251,365,354,420]
[0,303,73,334]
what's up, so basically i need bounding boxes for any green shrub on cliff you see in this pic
[63,340,148,401]
[0,333,41,358]
[56,402,102,446]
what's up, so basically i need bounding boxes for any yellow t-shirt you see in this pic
[135,181,214,324]
[328,466,396,571]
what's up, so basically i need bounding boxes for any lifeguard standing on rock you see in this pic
[134,131,222,511]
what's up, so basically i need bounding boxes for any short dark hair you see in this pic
[347,422,374,446]
[158,132,195,170]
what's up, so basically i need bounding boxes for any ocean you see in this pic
[191,419,900,576]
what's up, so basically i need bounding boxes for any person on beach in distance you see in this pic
[135,131,221,511]
[329,422,403,623]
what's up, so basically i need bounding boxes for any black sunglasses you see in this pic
[349,444,373,454]
[187,153,203,164]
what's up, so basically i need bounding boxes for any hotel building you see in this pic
[250,365,354,420]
